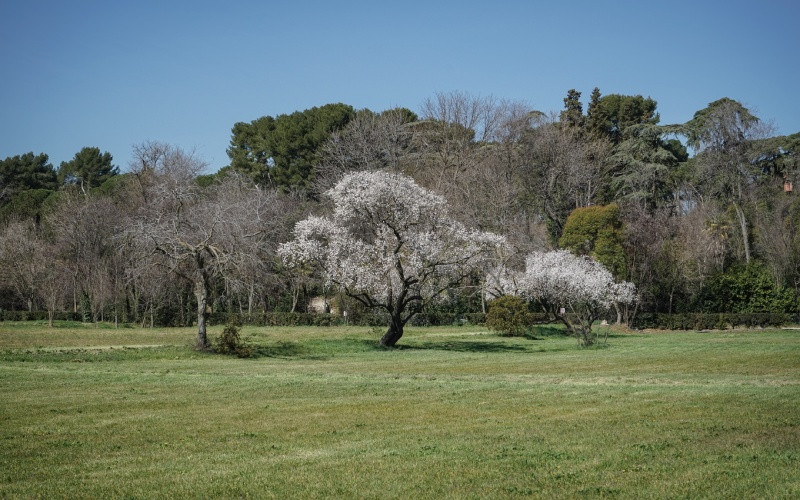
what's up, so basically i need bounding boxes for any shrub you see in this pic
[694,263,798,314]
[213,321,253,358]
[486,295,534,337]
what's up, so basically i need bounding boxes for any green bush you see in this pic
[694,263,798,314]
[213,321,253,358]
[486,295,534,337]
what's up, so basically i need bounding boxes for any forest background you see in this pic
[1,89,798,329]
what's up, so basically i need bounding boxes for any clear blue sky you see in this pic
[1,0,798,173]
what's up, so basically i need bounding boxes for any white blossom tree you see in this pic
[279,171,505,347]
[489,249,636,346]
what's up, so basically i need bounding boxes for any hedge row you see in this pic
[6,310,789,330]
[209,311,491,327]
[631,312,792,330]
[207,312,347,327]
[0,311,82,322]
[0,310,489,327]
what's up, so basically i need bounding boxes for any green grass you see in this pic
[1,321,799,498]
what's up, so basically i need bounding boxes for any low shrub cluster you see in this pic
[486,296,535,336]
[631,312,791,330]
[212,321,253,358]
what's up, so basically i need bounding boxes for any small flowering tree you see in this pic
[279,171,505,347]
[489,249,636,346]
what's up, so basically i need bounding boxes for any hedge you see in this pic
[0,311,82,322]
[631,312,791,330]
[9,310,788,330]
[0,310,490,327]
[208,311,491,328]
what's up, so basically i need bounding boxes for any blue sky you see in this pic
[1,0,798,173]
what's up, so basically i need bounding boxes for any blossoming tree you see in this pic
[489,249,636,346]
[279,171,505,347]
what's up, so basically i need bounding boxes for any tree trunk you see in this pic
[290,285,299,313]
[734,202,751,263]
[379,314,404,347]
[556,308,594,347]
[195,278,210,350]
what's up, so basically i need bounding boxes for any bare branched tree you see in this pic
[126,143,297,349]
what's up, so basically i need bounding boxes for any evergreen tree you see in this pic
[59,147,118,195]
[227,103,355,192]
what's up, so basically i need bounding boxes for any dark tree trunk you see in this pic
[379,314,405,347]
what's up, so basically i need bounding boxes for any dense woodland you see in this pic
[1,89,798,328]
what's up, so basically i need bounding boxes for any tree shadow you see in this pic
[248,341,325,360]
[399,340,531,353]
[247,338,384,359]
[523,325,568,340]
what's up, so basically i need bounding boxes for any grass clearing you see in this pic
[1,321,799,498]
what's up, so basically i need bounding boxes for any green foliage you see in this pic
[694,262,798,313]
[213,320,253,358]
[632,312,790,330]
[194,173,218,188]
[205,311,489,328]
[559,203,627,277]
[0,188,56,224]
[58,147,118,193]
[227,103,355,191]
[608,124,685,209]
[752,132,800,179]
[0,152,58,206]
[0,310,83,322]
[685,97,759,151]
[486,295,535,336]
[559,89,584,128]
[586,91,659,144]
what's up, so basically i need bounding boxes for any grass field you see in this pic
[1,321,799,498]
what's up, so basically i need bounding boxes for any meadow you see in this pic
[1,321,798,498]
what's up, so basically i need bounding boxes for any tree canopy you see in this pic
[227,103,355,191]
[58,147,118,195]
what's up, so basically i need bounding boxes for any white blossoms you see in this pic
[279,170,634,347]
[520,250,633,309]
[279,171,505,307]
[488,249,636,345]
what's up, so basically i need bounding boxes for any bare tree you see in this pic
[0,222,69,325]
[127,143,294,349]
[316,108,417,192]
[46,192,127,322]
[753,196,800,291]
[0,222,44,312]
[519,114,609,239]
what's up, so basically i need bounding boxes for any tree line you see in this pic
[1,90,798,337]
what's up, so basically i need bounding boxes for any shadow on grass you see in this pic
[522,325,568,340]
[245,338,383,359]
[399,340,531,353]
[248,341,320,359]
